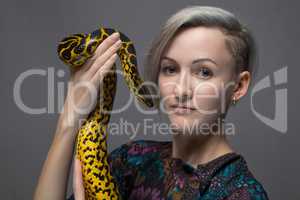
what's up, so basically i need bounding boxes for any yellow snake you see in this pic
[57,27,154,199]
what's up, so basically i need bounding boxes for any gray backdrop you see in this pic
[0,0,298,199]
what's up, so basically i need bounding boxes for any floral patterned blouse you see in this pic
[67,140,269,200]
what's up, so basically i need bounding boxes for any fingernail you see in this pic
[111,32,120,39]
[116,40,122,45]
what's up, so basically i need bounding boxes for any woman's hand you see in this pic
[73,158,85,200]
[33,32,121,200]
[61,32,122,132]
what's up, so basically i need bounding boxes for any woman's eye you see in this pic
[196,67,212,78]
[161,66,177,75]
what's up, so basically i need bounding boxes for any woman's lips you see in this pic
[170,105,196,114]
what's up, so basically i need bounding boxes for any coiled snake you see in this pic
[57,28,154,199]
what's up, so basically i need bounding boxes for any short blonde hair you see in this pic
[144,6,258,108]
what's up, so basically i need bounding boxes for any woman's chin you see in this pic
[168,115,219,136]
[169,119,198,135]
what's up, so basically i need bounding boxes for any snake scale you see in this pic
[57,27,154,199]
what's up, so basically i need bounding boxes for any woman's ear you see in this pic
[233,70,251,101]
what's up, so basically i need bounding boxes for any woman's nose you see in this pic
[173,71,193,102]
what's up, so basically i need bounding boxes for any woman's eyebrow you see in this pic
[161,56,177,63]
[161,56,218,66]
[192,58,218,66]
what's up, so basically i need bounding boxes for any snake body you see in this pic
[57,27,154,199]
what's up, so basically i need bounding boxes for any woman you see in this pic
[34,6,269,200]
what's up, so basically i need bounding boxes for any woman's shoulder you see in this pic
[203,153,269,200]
[220,172,269,200]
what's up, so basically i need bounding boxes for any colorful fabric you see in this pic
[67,140,269,200]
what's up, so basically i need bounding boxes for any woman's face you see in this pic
[158,26,238,135]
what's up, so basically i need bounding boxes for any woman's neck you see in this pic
[171,133,234,168]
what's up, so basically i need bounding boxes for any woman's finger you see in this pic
[87,39,121,76]
[73,157,85,200]
[93,32,120,58]
[91,53,118,87]
[80,32,120,72]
